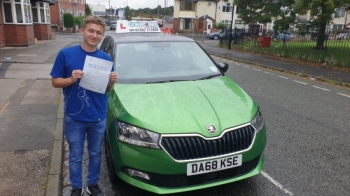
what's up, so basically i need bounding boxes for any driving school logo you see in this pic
[207,124,217,134]
[128,21,158,28]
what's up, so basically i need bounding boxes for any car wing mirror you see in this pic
[217,62,229,73]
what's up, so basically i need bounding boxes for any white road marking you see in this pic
[337,93,350,98]
[313,86,330,91]
[265,71,274,75]
[279,76,289,79]
[293,80,307,85]
[261,171,294,196]
[244,65,250,68]
[236,63,241,65]
[253,68,262,71]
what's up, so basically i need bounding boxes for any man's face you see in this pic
[80,23,104,48]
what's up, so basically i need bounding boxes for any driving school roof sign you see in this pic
[116,20,161,33]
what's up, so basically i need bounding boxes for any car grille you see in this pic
[160,125,256,161]
[143,156,260,188]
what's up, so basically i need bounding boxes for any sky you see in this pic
[86,0,174,9]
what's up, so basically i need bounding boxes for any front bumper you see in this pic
[108,126,266,194]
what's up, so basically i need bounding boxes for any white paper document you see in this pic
[79,55,113,94]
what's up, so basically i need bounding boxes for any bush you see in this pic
[75,16,85,28]
[214,22,227,29]
[63,13,75,28]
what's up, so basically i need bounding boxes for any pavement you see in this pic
[0,32,349,196]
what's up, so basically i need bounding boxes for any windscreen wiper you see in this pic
[196,74,222,80]
[146,80,188,84]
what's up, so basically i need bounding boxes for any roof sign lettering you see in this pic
[116,20,161,33]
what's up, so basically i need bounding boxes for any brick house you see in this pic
[0,0,85,47]
[50,0,85,32]
[0,0,57,47]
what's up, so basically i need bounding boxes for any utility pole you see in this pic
[157,0,159,19]
[228,4,234,49]
[109,0,110,25]
[164,0,167,22]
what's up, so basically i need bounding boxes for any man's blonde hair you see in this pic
[83,16,106,30]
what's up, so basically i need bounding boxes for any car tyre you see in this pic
[213,35,219,40]
[104,132,120,184]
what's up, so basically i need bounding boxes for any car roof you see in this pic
[106,33,195,44]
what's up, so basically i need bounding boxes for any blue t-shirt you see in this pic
[50,45,113,122]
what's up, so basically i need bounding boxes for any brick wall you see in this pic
[51,0,86,32]
[34,24,53,40]
[4,25,35,47]
[0,4,5,47]
[50,4,60,31]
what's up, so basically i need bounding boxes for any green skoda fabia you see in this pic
[100,21,266,194]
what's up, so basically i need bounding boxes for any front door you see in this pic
[206,20,212,34]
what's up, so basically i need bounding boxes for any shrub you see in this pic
[63,13,75,28]
[75,16,85,28]
[214,22,227,29]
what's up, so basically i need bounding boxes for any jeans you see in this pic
[64,115,106,189]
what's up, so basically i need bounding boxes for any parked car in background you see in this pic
[110,21,117,30]
[336,32,350,40]
[274,31,295,41]
[207,30,221,40]
[104,18,110,26]
[157,19,163,27]
[207,29,235,40]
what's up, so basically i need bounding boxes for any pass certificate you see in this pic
[79,55,113,94]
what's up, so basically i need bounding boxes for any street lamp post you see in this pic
[164,0,167,22]
[109,0,111,25]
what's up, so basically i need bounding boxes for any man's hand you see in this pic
[70,70,84,84]
[107,72,118,91]
[51,69,84,88]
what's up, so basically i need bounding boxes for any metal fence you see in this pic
[221,28,350,68]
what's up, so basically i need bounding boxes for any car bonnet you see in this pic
[108,76,258,137]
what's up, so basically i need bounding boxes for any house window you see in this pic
[222,2,233,13]
[236,6,241,14]
[221,20,232,27]
[32,5,38,22]
[333,24,343,31]
[180,18,192,30]
[2,0,32,24]
[3,2,13,23]
[180,1,194,11]
[335,8,345,17]
[32,2,50,23]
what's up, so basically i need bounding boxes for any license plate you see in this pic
[187,155,242,176]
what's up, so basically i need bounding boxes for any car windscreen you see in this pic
[114,42,221,84]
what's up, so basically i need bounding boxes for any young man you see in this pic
[50,16,117,196]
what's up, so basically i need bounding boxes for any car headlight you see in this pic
[251,109,265,133]
[117,121,160,149]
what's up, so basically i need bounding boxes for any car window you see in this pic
[114,42,220,84]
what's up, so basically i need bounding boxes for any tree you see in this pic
[293,0,350,49]
[85,3,92,16]
[124,6,133,21]
[234,0,350,49]
[63,13,75,28]
[234,0,296,35]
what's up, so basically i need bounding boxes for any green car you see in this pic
[100,21,266,194]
